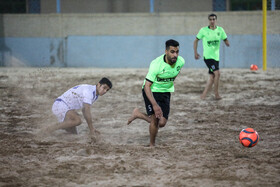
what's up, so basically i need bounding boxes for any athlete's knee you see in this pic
[214,70,220,77]
[77,117,82,125]
[159,122,166,128]
[209,74,215,82]
[73,116,82,126]
[158,119,167,128]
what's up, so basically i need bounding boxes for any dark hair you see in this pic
[208,13,217,20]
[165,39,179,50]
[99,77,112,89]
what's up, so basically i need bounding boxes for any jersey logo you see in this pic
[207,40,219,47]
[217,32,220,36]
[157,77,176,82]
[177,66,181,71]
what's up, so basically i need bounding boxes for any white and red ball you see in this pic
[250,64,258,71]
[239,128,259,147]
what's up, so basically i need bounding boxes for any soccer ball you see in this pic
[250,64,258,71]
[239,128,259,147]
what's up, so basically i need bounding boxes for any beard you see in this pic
[168,56,177,65]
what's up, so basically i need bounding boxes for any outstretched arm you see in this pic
[224,38,230,47]
[82,103,99,135]
[144,80,163,119]
[193,38,201,60]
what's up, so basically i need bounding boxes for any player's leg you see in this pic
[149,114,159,147]
[157,93,170,128]
[150,92,170,146]
[60,110,81,134]
[127,89,156,125]
[47,100,81,134]
[130,99,169,126]
[158,117,167,128]
[46,110,82,134]
[127,108,151,125]
[64,126,79,134]
[149,116,168,146]
[213,70,221,100]
[201,58,216,99]
[201,74,214,99]
[212,60,221,100]
[58,110,81,128]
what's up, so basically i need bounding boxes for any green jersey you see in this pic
[143,54,185,92]
[196,26,227,61]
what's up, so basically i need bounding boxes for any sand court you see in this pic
[0,67,279,186]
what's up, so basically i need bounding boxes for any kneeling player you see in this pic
[43,77,112,138]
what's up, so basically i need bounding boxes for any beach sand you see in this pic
[0,67,279,186]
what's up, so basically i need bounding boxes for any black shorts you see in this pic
[142,89,171,119]
[204,58,219,74]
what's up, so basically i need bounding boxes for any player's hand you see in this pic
[90,129,100,142]
[195,53,201,60]
[224,39,230,47]
[90,129,100,136]
[153,104,163,119]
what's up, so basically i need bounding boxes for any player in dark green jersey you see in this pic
[127,39,185,147]
[194,13,230,100]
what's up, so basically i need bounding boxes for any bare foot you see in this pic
[200,95,206,100]
[149,143,155,147]
[127,108,140,125]
[64,126,78,134]
[215,95,222,100]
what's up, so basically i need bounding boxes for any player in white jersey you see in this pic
[43,77,112,137]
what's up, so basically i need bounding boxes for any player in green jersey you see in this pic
[127,39,185,147]
[193,13,230,100]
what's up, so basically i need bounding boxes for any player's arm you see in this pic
[82,103,99,135]
[193,38,201,60]
[144,80,163,119]
[223,38,230,47]
[221,28,230,47]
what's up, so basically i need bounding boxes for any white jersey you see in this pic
[57,84,98,110]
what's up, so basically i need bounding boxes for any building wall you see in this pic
[0,11,280,67]
[40,0,212,13]
[2,11,280,38]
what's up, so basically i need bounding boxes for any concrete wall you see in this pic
[3,11,280,37]
[0,11,280,67]
[40,0,212,13]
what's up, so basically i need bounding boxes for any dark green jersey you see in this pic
[196,26,227,61]
[143,54,185,92]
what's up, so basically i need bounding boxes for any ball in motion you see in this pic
[239,128,259,147]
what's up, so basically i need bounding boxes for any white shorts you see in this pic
[52,99,70,123]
